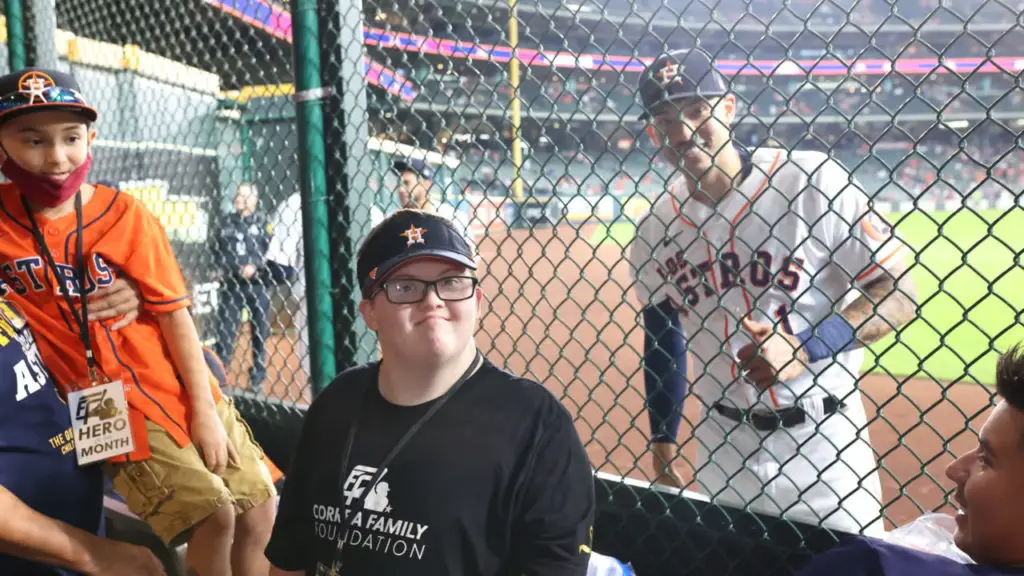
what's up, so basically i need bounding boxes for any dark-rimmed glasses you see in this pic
[375,275,478,304]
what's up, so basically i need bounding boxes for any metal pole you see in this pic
[6,0,26,71]
[289,0,336,395]
[507,0,525,201]
[240,118,253,182]
[319,0,374,371]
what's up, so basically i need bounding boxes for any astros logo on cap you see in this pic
[656,62,684,88]
[18,71,55,104]
[400,224,427,247]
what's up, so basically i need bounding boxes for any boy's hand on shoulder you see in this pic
[190,403,239,477]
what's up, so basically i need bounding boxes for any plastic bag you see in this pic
[587,550,637,575]
[881,512,975,564]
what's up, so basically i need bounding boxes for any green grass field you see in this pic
[589,208,1024,385]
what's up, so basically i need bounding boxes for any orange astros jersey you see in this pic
[0,183,222,461]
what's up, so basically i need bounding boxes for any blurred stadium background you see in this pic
[50,0,1024,385]
[4,0,1021,572]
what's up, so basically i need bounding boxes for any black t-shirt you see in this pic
[265,358,595,576]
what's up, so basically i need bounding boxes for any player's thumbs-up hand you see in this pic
[736,315,808,389]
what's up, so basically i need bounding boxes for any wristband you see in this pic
[796,314,857,363]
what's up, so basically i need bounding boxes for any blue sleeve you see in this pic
[642,299,688,444]
[262,261,296,285]
[796,537,878,576]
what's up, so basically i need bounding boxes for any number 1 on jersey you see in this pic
[774,304,795,335]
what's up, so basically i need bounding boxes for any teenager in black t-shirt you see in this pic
[266,209,595,576]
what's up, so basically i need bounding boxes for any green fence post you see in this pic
[240,116,253,182]
[319,0,376,370]
[27,0,57,68]
[6,0,26,71]
[290,0,336,395]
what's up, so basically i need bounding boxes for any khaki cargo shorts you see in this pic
[104,396,277,545]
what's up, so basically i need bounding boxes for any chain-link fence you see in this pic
[50,0,317,405]
[12,0,1023,572]
[316,0,1021,571]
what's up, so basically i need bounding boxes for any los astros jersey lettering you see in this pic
[628,148,909,411]
[0,183,222,461]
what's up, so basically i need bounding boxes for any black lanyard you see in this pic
[21,192,99,381]
[331,350,484,563]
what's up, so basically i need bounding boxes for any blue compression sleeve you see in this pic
[796,314,857,363]
[642,299,688,444]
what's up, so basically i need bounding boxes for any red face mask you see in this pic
[1,154,93,208]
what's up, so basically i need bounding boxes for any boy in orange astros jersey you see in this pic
[0,67,276,576]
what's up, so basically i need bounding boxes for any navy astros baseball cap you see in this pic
[0,68,98,123]
[357,209,477,299]
[393,158,435,181]
[637,49,728,120]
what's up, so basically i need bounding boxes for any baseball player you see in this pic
[372,159,474,242]
[0,68,276,575]
[627,49,917,535]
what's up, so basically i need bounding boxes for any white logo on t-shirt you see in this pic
[315,463,430,562]
[364,481,391,513]
[342,465,387,508]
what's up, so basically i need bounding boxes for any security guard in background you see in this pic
[213,182,273,393]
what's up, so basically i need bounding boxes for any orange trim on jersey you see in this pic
[731,151,785,226]
[728,238,780,409]
[669,196,698,229]
[0,183,212,462]
[854,245,907,283]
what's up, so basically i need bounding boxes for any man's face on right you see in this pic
[650,95,734,180]
[945,400,1024,566]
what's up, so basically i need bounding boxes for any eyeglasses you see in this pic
[376,275,478,304]
[0,87,90,113]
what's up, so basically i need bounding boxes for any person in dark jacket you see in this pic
[213,182,273,392]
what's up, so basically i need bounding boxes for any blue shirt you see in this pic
[798,535,1024,576]
[0,301,104,575]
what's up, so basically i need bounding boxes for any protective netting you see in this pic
[318,0,1021,564]
[28,0,1024,571]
